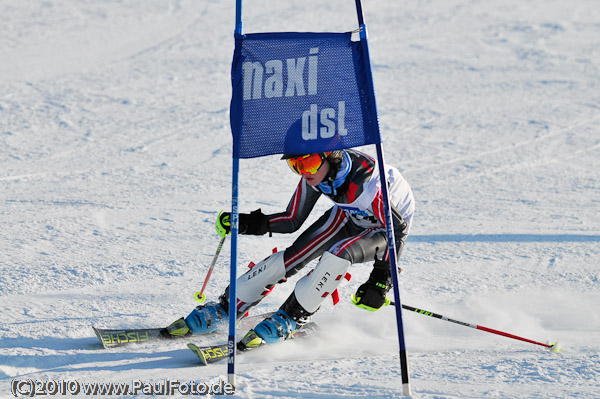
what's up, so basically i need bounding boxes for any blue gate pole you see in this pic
[227,0,244,386]
[228,159,239,386]
[354,0,412,396]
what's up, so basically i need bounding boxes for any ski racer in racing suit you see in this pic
[165,149,415,350]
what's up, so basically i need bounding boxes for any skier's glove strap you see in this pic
[216,209,271,237]
[215,211,231,238]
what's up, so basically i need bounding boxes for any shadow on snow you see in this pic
[407,234,600,243]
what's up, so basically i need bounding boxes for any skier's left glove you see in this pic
[352,254,392,311]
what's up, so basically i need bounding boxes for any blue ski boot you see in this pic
[237,292,316,350]
[184,301,228,335]
[254,309,297,344]
[237,309,297,351]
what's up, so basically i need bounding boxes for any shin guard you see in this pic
[294,252,351,313]
[236,251,286,314]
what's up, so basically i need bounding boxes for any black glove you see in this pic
[352,254,392,311]
[240,209,271,235]
[218,209,271,236]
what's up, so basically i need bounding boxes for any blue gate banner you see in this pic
[230,32,381,159]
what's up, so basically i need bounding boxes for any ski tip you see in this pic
[187,343,208,366]
[92,327,107,349]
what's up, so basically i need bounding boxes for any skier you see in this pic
[165,149,415,350]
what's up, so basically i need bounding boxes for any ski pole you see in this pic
[391,301,560,352]
[194,235,227,303]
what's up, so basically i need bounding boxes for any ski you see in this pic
[93,326,165,348]
[93,312,273,349]
[187,322,320,366]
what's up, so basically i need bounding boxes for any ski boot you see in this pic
[185,300,228,334]
[237,292,313,351]
[237,309,296,351]
[162,299,229,338]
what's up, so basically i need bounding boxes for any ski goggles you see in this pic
[286,152,331,175]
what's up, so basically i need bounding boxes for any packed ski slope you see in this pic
[1,0,599,397]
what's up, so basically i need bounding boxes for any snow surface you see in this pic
[1,0,599,398]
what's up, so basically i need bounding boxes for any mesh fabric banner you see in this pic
[230,32,381,159]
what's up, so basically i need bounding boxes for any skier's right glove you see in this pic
[215,209,271,237]
[352,254,393,311]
